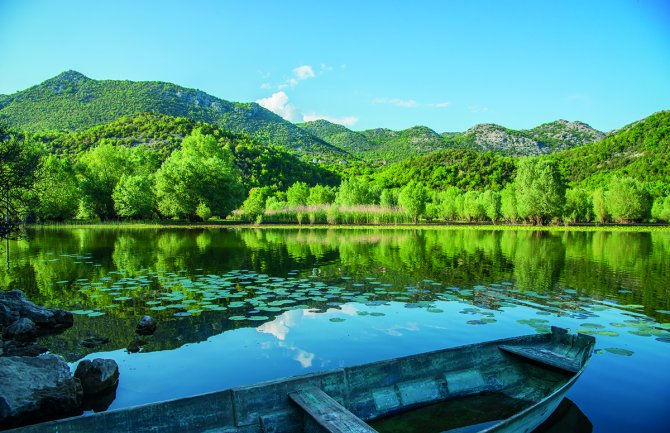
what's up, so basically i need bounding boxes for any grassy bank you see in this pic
[29,221,670,232]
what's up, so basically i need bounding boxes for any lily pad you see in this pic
[329,317,346,323]
[604,347,634,356]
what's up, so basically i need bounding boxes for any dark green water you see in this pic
[1,228,669,432]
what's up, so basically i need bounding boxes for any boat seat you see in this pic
[498,345,580,373]
[289,386,378,433]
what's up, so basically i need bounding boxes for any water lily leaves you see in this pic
[87,311,105,317]
[329,317,346,323]
[604,347,634,356]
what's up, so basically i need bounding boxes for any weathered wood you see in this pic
[498,345,580,373]
[289,386,378,433]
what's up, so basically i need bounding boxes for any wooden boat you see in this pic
[8,327,595,433]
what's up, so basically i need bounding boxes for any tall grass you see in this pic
[261,205,412,225]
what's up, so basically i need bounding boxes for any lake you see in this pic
[1,227,669,432]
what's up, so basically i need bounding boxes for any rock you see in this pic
[81,336,110,348]
[0,290,73,333]
[0,355,83,429]
[74,359,119,395]
[1,340,48,357]
[3,317,38,342]
[136,315,157,335]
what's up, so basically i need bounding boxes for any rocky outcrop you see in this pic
[74,359,120,396]
[0,355,83,429]
[3,317,37,342]
[0,290,73,333]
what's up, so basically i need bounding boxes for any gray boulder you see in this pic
[0,290,73,332]
[74,358,120,395]
[136,315,157,335]
[0,355,83,429]
[1,340,48,357]
[3,317,37,342]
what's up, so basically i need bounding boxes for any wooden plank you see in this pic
[289,386,378,433]
[499,345,580,373]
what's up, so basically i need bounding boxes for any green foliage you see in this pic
[398,181,427,223]
[155,129,244,220]
[34,154,80,221]
[242,187,273,221]
[592,189,608,223]
[605,177,652,223]
[379,189,398,208]
[479,190,502,223]
[515,158,566,224]
[195,202,213,221]
[112,175,156,219]
[500,184,518,223]
[307,184,336,205]
[462,191,485,222]
[374,149,516,192]
[336,178,380,206]
[651,196,670,222]
[286,182,310,206]
[563,188,593,223]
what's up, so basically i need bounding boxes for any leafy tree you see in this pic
[440,187,463,221]
[592,189,608,223]
[336,178,380,206]
[500,184,518,223]
[397,181,426,223]
[265,195,287,211]
[196,202,213,221]
[479,190,501,223]
[563,188,593,223]
[34,154,80,221]
[462,191,485,222]
[242,187,273,221]
[515,158,565,225]
[307,184,336,205]
[379,189,398,208]
[112,174,156,219]
[606,177,652,223]
[651,196,670,222]
[286,182,310,207]
[0,132,42,236]
[155,129,244,220]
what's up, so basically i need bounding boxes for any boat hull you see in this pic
[6,327,595,433]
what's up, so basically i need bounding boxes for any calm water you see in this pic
[1,228,669,432]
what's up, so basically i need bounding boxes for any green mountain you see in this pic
[373,111,669,196]
[551,110,670,197]
[298,118,604,163]
[36,113,340,189]
[0,71,347,161]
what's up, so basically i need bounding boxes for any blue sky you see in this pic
[1,0,668,132]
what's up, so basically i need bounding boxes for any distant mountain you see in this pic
[550,110,670,196]
[298,118,604,162]
[0,71,347,161]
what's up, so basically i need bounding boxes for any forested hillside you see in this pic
[0,71,346,161]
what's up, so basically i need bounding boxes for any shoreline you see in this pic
[26,222,670,232]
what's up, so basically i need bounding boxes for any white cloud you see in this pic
[432,101,450,108]
[260,82,272,89]
[302,112,359,127]
[293,65,316,80]
[373,97,418,108]
[256,91,297,121]
[320,63,333,72]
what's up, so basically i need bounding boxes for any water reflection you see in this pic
[1,228,669,432]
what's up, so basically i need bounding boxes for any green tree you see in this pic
[500,183,518,223]
[112,174,156,219]
[563,188,593,223]
[34,154,80,221]
[397,181,426,223]
[287,181,310,207]
[440,187,462,221]
[0,132,42,236]
[479,190,501,223]
[242,187,272,221]
[651,195,670,222]
[307,184,336,205]
[592,189,608,223]
[379,189,398,208]
[606,177,652,223]
[462,191,485,222]
[155,129,244,220]
[515,158,565,225]
[335,178,379,206]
